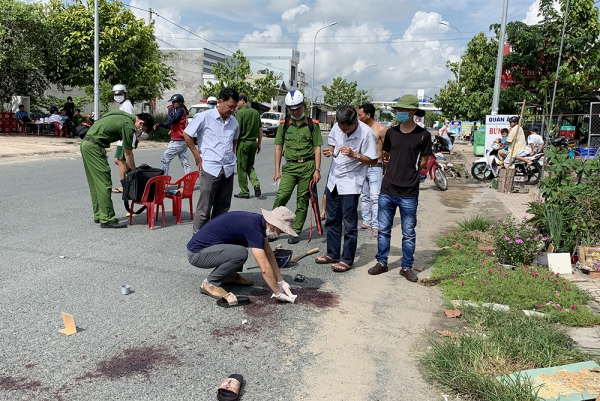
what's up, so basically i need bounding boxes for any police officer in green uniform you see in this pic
[81,110,154,228]
[273,90,323,244]
[234,93,262,199]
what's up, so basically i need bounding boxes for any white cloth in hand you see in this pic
[271,292,297,303]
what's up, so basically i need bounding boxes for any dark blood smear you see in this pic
[0,375,45,391]
[76,346,180,381]
[249,286,339,309]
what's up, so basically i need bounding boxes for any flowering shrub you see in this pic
[491,216,545,265]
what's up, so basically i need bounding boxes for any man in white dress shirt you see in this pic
[316,106,378,272]
[184,88,240,233]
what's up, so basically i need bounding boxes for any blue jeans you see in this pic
[325,187,359,266]
[360,165,383,229]
[376,193,418,269]
[443,136,453,151]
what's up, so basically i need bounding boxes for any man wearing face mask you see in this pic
[368,94,432,282]
[184,88,240,233]
[273,90,323,244]
[207,96,218,110]
[187,206,298,303]
[111,84,136,194]
[81,110,154,228]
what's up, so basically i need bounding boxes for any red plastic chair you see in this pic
[51,122,67,137]
[165,171,199,224]
[129,175,172,229]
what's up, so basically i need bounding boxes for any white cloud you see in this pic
[281,5,310,21]
[239,24,288,49]
[523,0,561,25]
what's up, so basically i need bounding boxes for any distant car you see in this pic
[261,111,285,137]
[187,103,211,124]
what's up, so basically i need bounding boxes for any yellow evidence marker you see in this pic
[59,312,77,335]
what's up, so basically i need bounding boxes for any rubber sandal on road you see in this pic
[216,292,250,308]
[112,188,123,193]
[217,374,244,400]
[357,224,371,230]
[315,255,339,264]
[331,262,352,272]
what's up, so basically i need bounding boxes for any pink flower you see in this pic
[555,292,560,297]
[445,260,449,263]
[559,307,563,311]
[515,234,520,238]
[508,240,513,244]
[565,309,570,313]
[505,273,509,277]
[480,260,486,264]
[554,279,559,284]
[532,227,537,231]
[489,225,495,230]
[488,269,493,274]
[546,301,553,306]
[497,217,502,221]
[482,280,487,283]
[542,236,548,241]
[453,230,456,234]
[445,232,448,235]
[453,277,457,281]
[504,236,510,241]
[537,304,542,308]
[571,305,577,310]
[524,265,529,268]
[461,281,465,286]
[564,286,569,290]
[516,239,523,244]
[456,244,461,250]
[497,267,502,272]
[449,253,453,256]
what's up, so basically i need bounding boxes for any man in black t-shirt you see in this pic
[187,207,299,303]
[368,94,433,282]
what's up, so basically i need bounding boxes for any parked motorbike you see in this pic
[551,136,579,157]
[420,155,448,190]
[432,135,455,153]
[471,142,543,185]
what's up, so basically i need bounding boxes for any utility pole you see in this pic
[491,0,509,115]
[93,0,99,119]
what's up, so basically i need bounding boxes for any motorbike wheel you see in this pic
[524,163,542,185]
[432,142,442,153]
[471,162,493,181]
[433,167,448,191]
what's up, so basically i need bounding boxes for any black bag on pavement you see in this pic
[76,125,89,139]
[121,164,165,203]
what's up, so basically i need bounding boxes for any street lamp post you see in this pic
[311,22,337,119]
[360,64,376,104]
[439,22,463,83]
[436,64,454,78]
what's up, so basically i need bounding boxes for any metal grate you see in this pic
[588,102,600,150]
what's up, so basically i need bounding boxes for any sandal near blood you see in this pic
[217,374,244,401]
[216,292,250,308]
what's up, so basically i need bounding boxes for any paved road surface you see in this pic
[0,137,508,400]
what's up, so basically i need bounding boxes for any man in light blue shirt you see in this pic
[184,88,240,233]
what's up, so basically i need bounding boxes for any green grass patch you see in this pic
[433,231,600,327]
[456,215,497,232]
[422,307,589,401]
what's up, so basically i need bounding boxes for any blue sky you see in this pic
[37,0,552,101]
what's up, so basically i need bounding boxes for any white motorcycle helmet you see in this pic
[285,90,304,110]
[112,84,127,95]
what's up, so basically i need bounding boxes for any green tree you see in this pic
[504,0,600,119]
[435,0,600,122]
[0,0,55,106]
[321,77,371,109]
[198,50,281,103]
[42,0,175,107]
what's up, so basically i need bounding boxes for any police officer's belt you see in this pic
[286,156,315,163]
[83,136,97,144]
[238,138,257,142]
